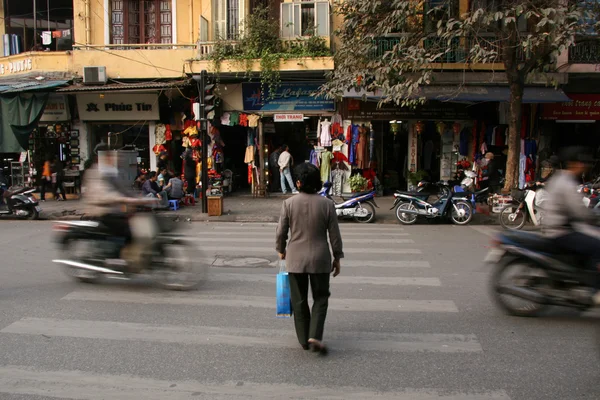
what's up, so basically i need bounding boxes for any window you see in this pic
[111,0,172,44]
[281,1,330,38]
[213,0,244,40]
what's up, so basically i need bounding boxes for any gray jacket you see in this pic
[543,171,596,237]
[275,193,344,274]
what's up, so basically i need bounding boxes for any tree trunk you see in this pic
[504,80,524,192]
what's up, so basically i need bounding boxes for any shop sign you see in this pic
[242,82,335,112]
[76,93,159,121]
[0,58,33,75]
[41,94,70,122]
[273,113,304,122]
[344,99,471,120]
[408,128,418,173]
[541,94,600,120]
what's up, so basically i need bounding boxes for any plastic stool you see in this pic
[168,200,180,211]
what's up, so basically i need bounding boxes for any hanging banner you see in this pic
[242,82,335,112]
[541,94,600,121]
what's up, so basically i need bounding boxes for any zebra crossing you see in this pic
[0,223,512,399]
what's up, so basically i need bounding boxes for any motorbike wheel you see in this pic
[354,201,376,223]
[491,258,549,317]
[153,240,208,291]
[499,204,526,230]
[450,201,473,225]
[396,203,418,225]
[27,208,39,220]
[60,239,102,284]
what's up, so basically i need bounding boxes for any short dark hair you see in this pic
[281,144,289,151]
[148,171,157,179]
[293,162,321,194]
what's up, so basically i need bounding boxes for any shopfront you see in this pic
[218,81,337,194]
[77,92,160,181]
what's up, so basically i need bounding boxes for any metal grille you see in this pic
[110,0,172,44]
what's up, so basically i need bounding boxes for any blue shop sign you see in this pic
[242,82,335,112]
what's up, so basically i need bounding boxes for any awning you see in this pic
[56,80,191,92]
[0,80,69,94]
[343,85,571,103]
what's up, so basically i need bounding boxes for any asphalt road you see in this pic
[0,220,598,400]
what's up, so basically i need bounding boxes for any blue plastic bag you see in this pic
[276,261,292,318]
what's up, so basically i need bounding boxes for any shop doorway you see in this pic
[90,123,150,173]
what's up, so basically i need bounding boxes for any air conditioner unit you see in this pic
[83,66,107,85]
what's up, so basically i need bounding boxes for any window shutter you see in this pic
[315,1,329,37]
[293,3,301,36]
[214,0,227,40]
[281,3,293,38]
[200,16,209,42]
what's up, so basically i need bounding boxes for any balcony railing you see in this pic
[569,38,600,64]
[373,35,526,64]
[73,43,198,51]
[196,38,331,59]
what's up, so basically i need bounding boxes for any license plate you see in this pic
[35,206,41,212]
[484,249,505,263]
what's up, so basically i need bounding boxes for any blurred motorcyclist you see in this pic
[543,146,600,302]
[82,147,154,261]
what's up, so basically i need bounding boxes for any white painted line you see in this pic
[0,366,511,400]
[61,291,458,313]
[192,245,422,255]
[194,237,415,245]
[210,272,441,287]
[342,260,431,268]
[1,318,480,353]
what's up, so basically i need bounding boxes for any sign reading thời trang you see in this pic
[76,93,159,121]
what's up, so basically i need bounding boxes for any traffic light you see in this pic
[197,70,217,131]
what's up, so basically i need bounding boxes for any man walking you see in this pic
[278,145,299,195]
[269,145,282,193]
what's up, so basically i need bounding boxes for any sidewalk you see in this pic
[37,194,498,224]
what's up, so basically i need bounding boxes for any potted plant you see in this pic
[348,174,368,193]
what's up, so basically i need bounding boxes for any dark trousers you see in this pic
[54,179,67,200]
[288,273,331,345]
[556,231,600,288]
[99,213,132,244]
[186,177,196,196]
[270,167,281,192]
[40,178,53,200]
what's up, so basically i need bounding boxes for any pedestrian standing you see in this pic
[275,163,343,354]
[269,145,282,193]
[278,145,299,195]
[53,159,67,201]
[40,156,53,201]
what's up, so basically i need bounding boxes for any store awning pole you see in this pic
[258,120,265,198]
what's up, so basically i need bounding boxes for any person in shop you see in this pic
[278,145,299,195]
[157,152,169,172]
[157,168,169,188]
[269,145,282,192]
[482,152,502,194]
[142,172,169,209]
[165,175,185,201]
[40,156,54,201]
[275,163,343,355]
[183,149,197,196]
[53,159,67,201]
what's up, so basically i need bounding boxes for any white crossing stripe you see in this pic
[210,272,441,287]
[193,245,422,255]
[195,237,415,245]
[0,366,512,400]
[342,260,431,268]
[1,318,480,353]
[62,291,458,312]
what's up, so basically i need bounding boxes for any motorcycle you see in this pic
[487,230,597,317]
[318,181,378,223]
[52,206,207,290]
[391,182,473,225]
[498,183,548,230]
[0,184,41,220]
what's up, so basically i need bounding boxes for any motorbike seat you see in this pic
[396,190,428,197]
[500,231,561,253]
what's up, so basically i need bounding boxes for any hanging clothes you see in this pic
[356,126,369,169]
[349,124,360,165]
[319,150,334,183]
[519,153,527,189]
[331,168,345,196]
[309,150,320,168]
[320,119,332,147]
[369,125,375,163]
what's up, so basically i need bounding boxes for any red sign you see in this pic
[542,94,600,120]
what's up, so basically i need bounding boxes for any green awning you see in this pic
[0,80,69,94]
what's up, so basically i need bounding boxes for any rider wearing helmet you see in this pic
[543,146,600,301]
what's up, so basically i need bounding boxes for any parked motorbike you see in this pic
[52,207,207,290]
[391,183,473,225]
[318,181,378,223]
[498,184,547,230]
[487,230,597,317]
[0,184,41,220]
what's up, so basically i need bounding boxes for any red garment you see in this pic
[152,144,166,155]
[520,107,528,139]
[248,164,253,184]
[165,125,172,141]
[346,125,352,144]
[239,114,248,127]
[525,156,535,183]
[184,119,194,129]
[332,152,349,163]
[332,122,343,138]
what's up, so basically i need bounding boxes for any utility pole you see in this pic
[196,70,215,214]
